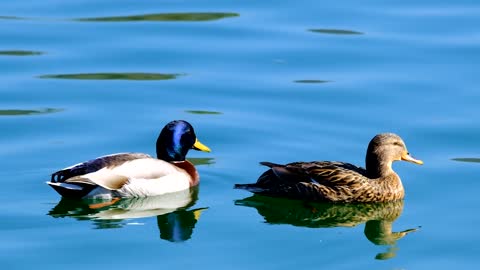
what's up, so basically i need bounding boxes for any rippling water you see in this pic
[1,0,480,269]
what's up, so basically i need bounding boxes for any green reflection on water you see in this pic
[294,80,331,84]
[185,110,223,115]
[0,16,23,20]
[452,158,480,163]
[0,108,63,116]
[188,157,215,166]
[39,73,183,81]
[309,29,363,35]
[76,12,239,22]
[0,50,44,56]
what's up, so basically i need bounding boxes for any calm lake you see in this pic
[1,0,479,269]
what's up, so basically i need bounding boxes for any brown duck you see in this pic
[234,133,423,203]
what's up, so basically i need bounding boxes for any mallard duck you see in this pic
[47,120,211,199]
[234,133,422,203]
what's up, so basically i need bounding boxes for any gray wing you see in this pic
[51,153,152,183]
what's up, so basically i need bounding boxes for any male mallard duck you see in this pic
[234,133,422,203]
[47,120,211,199]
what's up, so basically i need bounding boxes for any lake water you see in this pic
[1,0,479,269]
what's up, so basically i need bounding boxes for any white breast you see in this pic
[85,158,192,198]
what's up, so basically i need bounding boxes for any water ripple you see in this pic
[185,110,223,115]
[75,12,239,22]
[294,80,331,84]
[0,108,63,116]
[188,157,215,166]
[452,158,480,163]
[0,16,23,20]
[0,50,44,56]
[38,72,183,81]
[309,29,363,35]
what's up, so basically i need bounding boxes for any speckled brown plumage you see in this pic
[235,133,423,203]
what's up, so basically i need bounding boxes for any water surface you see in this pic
[1,0,479,269]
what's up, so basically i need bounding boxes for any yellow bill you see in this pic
[192,139,211,152]
[401,153,423,165]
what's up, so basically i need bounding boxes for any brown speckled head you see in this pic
[365,133,423,178]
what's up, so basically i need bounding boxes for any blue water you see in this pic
[1,0,480,269]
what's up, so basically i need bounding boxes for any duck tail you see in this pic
[46,182,93,199]
[234,183,265,193]
[259,161,283,168]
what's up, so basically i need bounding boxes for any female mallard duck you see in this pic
[234,133,423,203]
[47,120,211,199]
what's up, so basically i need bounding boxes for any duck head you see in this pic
[156,120,211,162]
[365,133,423,178]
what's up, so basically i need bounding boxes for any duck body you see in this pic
[235,161,403,203]
[47,120,211,199]
[49,153,197,199]
[235,133,423,203]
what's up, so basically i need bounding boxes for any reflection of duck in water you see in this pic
[235,133,422,202]
[49,187,206,242]
[156,207,205,242]
[235,195,418,260]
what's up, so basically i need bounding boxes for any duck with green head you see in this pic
[47,120,211,199]
[235,133,423,203]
